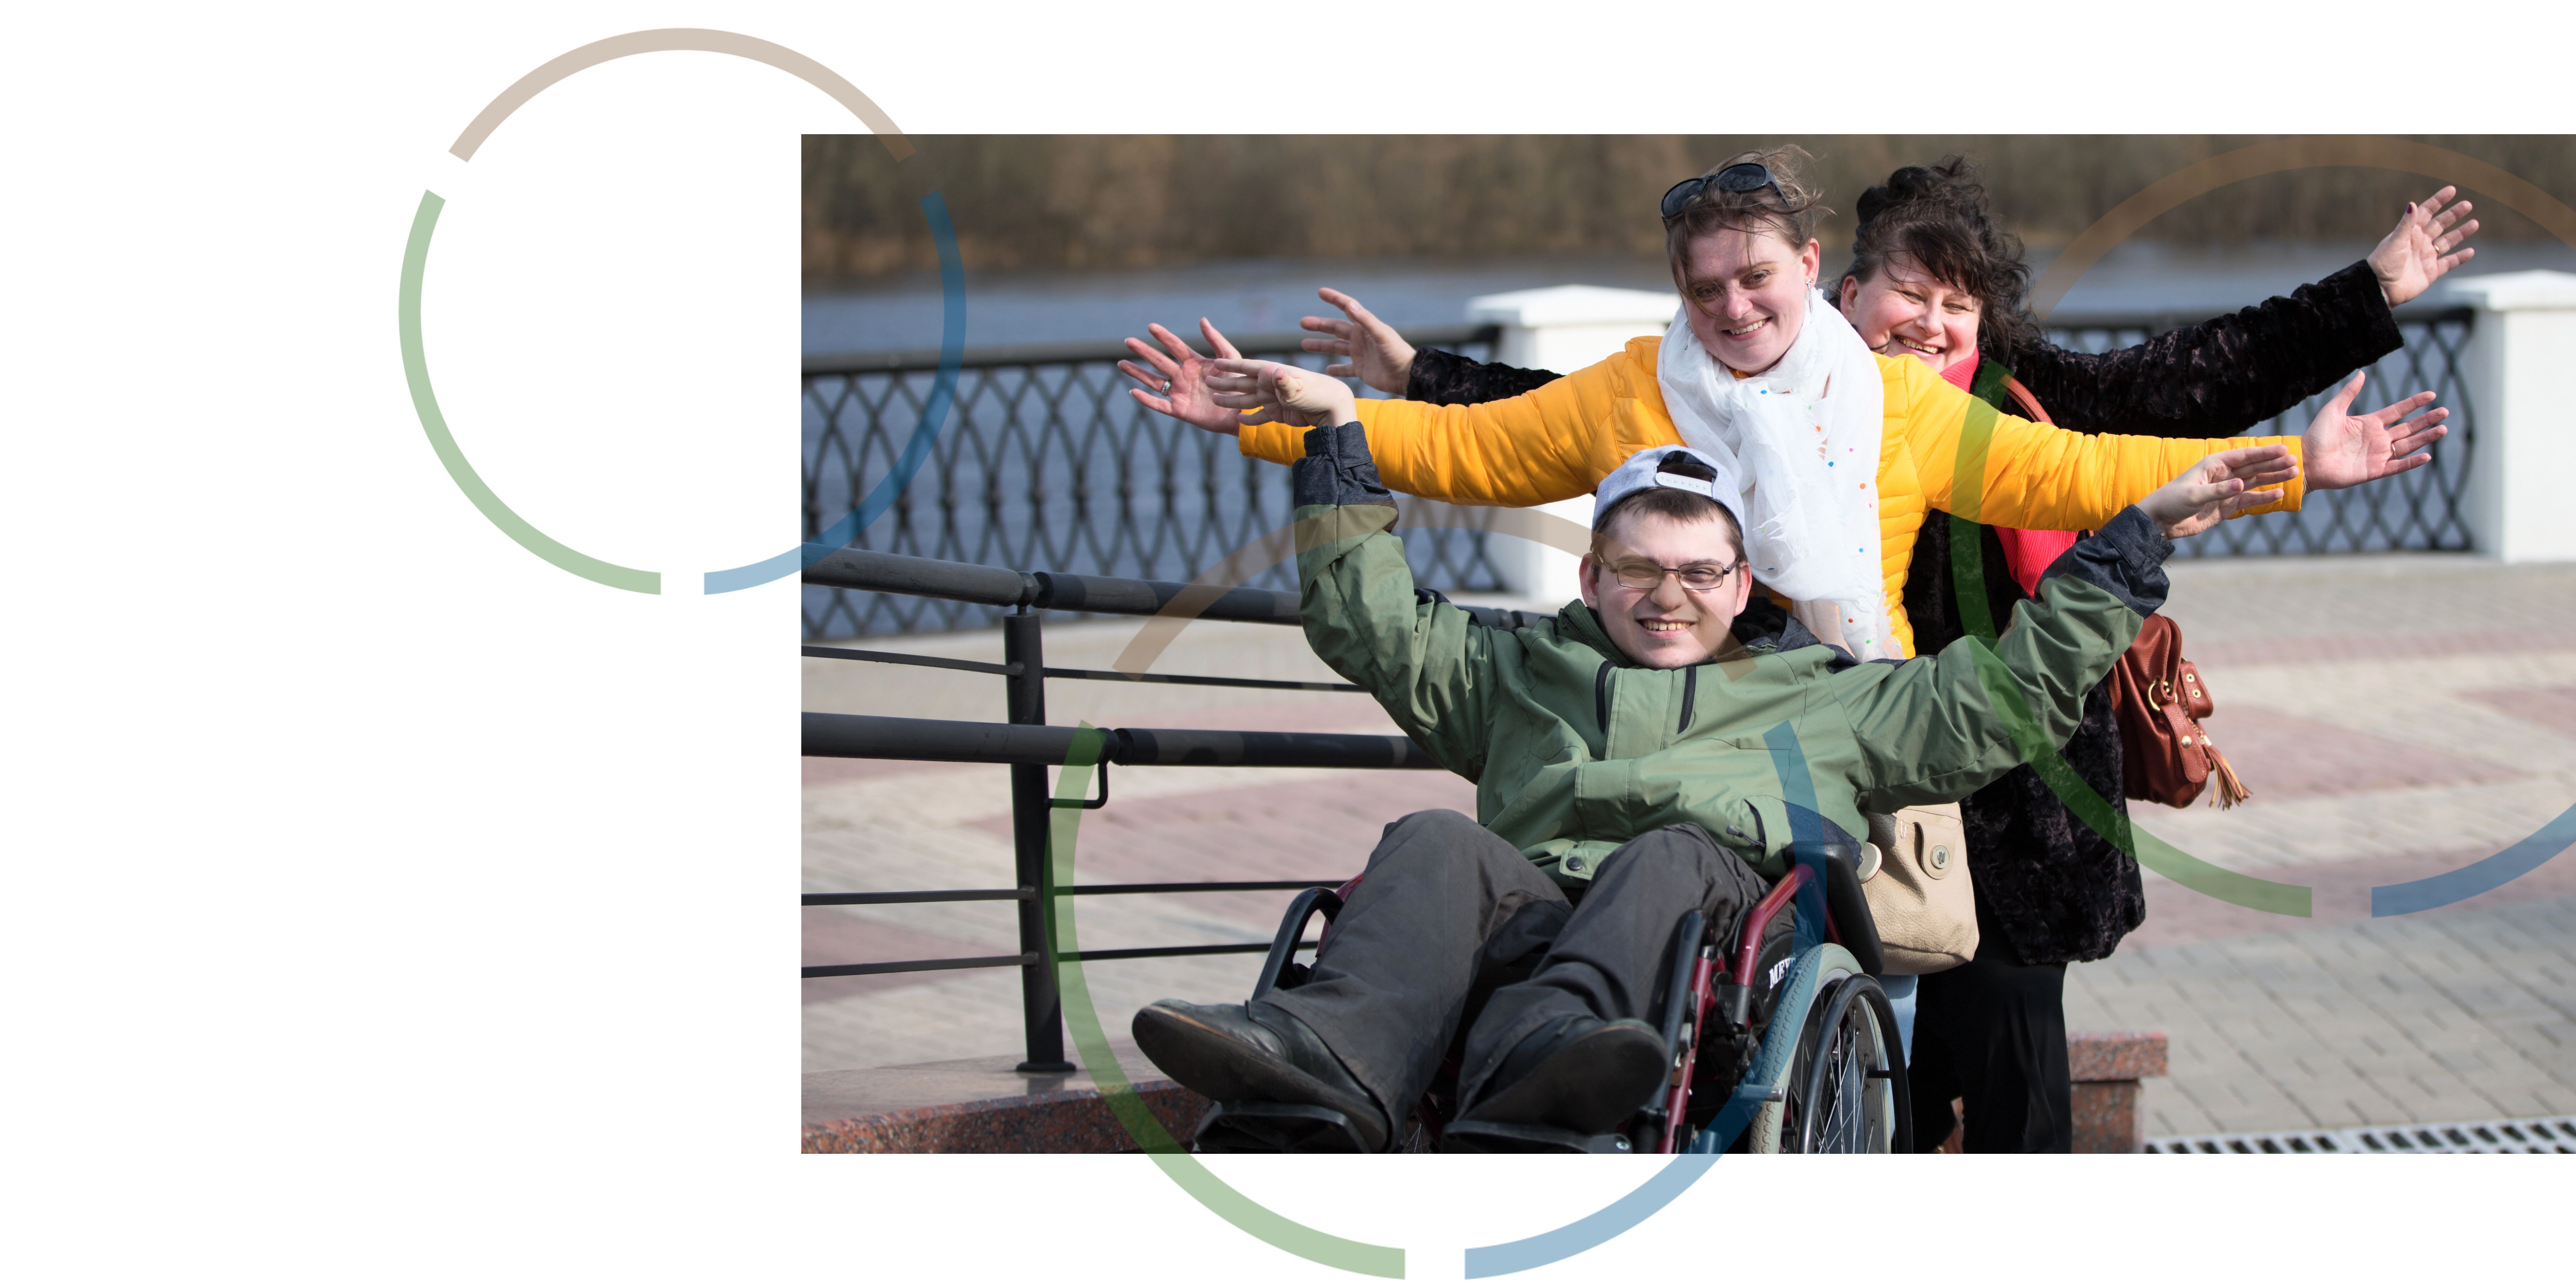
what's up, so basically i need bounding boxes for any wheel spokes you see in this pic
[1823,1008,1863,1151]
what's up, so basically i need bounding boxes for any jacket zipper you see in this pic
[1594,661,1613,743]
[1679,665,1697,734]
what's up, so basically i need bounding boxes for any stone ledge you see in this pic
[2070,1030,2167,1155]
[809,1031,2169,1153]
[2068,1030,2168,1083]
[1936,1030,2169,1153]
[803,1042,1210,1153]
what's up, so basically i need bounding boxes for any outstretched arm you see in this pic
[1408,348,1567,405]
[1209,342,1676,506]
[1899,355,2445,530]
[1119,319,1248,435]
[1126,304,1671,506]
[2369,186,2478,307]
[1297,288,1418,395]
[1840,450,2276,808]
[2005,187,2478,436]
[1120,293,1569,433]
[1291,420,1501,779]
[1297,286,1568,403]
[2298,372,2447,490]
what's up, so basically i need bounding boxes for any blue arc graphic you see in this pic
[1464,1153,1715,1279]
[2372,802,2576,916]
[703,190,964,594]
[1462,719,1825,1279]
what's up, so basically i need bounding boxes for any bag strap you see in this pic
[1996,371,2250,808]
[2002,374,2053,424]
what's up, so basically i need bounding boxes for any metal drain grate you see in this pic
[2146,1116,2576,1154]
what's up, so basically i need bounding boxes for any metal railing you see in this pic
[803,325,1507,640]
[2042,307,2477,558]
[798,543,1550,1072]
[801,308,2480,642]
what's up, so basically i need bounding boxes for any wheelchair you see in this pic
[1195,823,1912,1155]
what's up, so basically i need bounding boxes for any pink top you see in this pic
[1939,353,2078,599]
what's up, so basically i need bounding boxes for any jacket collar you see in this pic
[1552,597,1862,672]
[1723,598,1863,669]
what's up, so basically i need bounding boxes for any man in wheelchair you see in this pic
[1133,365,2288,1153]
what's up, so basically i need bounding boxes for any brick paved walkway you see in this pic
[809,554,2576,1138]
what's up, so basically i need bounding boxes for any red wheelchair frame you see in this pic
[1222,844,1910,1155]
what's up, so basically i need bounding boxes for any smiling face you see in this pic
[1838,252,1983,371]
[1578,508,1753,669]
[1676,225,1822,375]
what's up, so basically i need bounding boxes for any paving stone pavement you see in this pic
[2067,893,2576,1134]
[2065,555,2576,1134]
[811,553,2576,1137]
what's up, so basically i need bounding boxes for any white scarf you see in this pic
[1655,287,1895,661]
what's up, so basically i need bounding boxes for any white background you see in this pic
[4,2,2567,1283]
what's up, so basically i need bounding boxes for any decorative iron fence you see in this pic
[799,543,1468,1073]
[803,308,2477,640]
[2043,307,2476,559]
[802,326,1505,640]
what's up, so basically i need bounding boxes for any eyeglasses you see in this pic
[1660,162,1782,221]
[1603,559,1743,592]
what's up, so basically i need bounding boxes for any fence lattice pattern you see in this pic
[803,330,1504,640]
[804,312,2476,640]
[2043,310,2476,559]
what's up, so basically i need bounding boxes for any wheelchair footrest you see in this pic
[1194,1101,1373,1153]
[1439,1118,1632,1154]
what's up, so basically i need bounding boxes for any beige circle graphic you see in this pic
[447,27,909,162]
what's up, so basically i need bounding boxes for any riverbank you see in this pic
[804,240,2576,357]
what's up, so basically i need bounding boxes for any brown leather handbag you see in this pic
[2108,614,2250,809]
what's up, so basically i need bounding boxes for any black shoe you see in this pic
[1456,1016,1669,1137]
[1131,1000,1390,1153]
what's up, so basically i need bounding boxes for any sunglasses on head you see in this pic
[1660,162,1783,221]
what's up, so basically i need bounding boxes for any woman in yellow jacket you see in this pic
[1127,146,2447,662]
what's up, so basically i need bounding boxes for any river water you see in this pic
[803,240,2576,358]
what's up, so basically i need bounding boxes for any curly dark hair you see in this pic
[1837,156,2041,360]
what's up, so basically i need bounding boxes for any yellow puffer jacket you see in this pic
[1237,335,2305,657]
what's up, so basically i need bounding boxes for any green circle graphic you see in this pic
[1042,727,1405,1280]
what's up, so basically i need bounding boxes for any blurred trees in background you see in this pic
[804,136,2576,282]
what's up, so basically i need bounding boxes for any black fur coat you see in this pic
[1405,261,2402,962]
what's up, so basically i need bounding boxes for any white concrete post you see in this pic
[1461,285,1681,604]
[2450,270,2576,563]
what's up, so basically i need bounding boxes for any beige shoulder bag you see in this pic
[1860,804,1979,974]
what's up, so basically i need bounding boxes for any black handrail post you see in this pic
[1005,606,1076,1073]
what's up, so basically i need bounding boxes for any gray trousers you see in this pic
[1262,809,1770,1124]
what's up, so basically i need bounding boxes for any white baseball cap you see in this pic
[1592,446,1744,531]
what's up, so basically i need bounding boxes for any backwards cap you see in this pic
[1592,446,1745,532]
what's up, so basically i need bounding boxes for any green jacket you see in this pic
[1289,424,2168,884]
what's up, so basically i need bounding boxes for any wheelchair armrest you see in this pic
[1775,806,1886,978]
[1818,851,1885,978]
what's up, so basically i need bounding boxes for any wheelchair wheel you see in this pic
[1779,972,1909,1153]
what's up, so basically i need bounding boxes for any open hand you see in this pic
[1208,357,1358,429]
[1300,288,1418,394]
[2140,445,2293,539]
[1120,319,1245,436]
[2300,373,2447,491]
[2368,186,2478,307]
